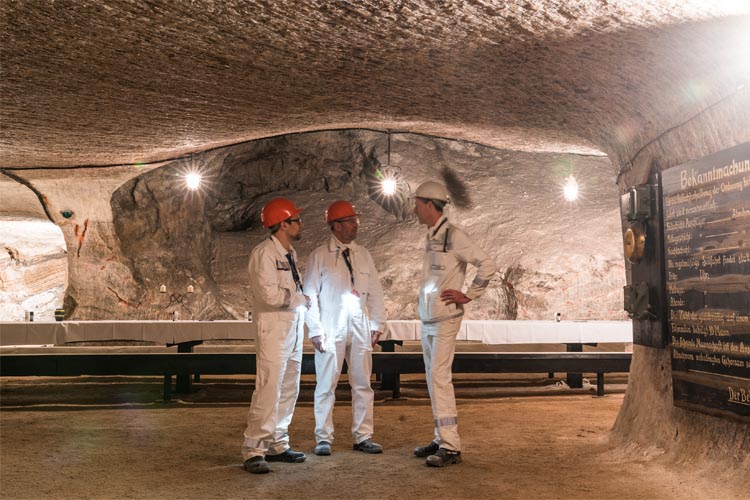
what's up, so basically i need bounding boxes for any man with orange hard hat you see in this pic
[303,200,387,456]
[242,197,310,474]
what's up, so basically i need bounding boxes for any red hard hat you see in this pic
[326,200,360,223]
[261,198,302,228]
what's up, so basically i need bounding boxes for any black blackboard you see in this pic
[662,142,750,421]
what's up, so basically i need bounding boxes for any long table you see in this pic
[0,351,632,400]
[1,319,633,398]
[0,321,256,346]
[381,319,632,392]
[384,320,632,344]
[0,320,632,346]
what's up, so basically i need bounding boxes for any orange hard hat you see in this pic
[261,197,302,228]
[325,200,360,223]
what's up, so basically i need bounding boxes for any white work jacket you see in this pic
[304,236,386,340]
[418,215,497,323]
[248,235,307,320]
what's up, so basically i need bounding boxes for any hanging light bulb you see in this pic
[381,177,397,195]
[185,172,202,190]
[180,153,209,194]
[380,131,400,196]
[563,175,579,201]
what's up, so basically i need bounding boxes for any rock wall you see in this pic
[610,91,750,467]
[1,165,164,320]
[2,130,625,323]
[0,219,66,321]
[109,130,624,321]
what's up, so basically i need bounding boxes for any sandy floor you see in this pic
[0,375,744,500]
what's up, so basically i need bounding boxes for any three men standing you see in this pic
[242,198,310,474]
[242,181,495,472]
[411,181,497,467]
[304,201,387,456]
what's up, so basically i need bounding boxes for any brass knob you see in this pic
[624,222,646,263]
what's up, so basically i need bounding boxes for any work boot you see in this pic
[314,441,332,456]
[413,441,439,458]
[243,456,270,474]
[426,448,462,467]
[265,449,306,463]
[352,439,383,454]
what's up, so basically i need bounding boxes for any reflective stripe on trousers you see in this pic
[421,316,462,452]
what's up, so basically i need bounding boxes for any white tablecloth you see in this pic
[383,320,632,344]
[0,321,256,346]
[0,320,631,346]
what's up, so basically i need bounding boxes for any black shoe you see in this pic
[352,439,383,454]
[413,441,439,458]
[266,449,306,463]
[244,456,270,474]
[314,441,332,456]
[426,448,462,467]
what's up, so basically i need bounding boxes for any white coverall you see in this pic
[242,235,307,460]
[418,215,497,452]
[304,236,387,445]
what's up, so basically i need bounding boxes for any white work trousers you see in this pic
[314,310,374,445]
[242,315,304,460]
[421,316,462,452]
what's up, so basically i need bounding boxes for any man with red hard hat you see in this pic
[303,200,387,456]
[412,181,497,468]
[242,197,311,474]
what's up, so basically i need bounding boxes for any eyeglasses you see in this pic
[286,218,302,225]
[336,217,359,225]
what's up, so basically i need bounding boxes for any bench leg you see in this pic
[565,343,583,388]
[175,375,192,394]
[377,340,402,399]
[174,341,202,394]
[597,373,604,397]
[163,375,172,401]
[380,370,401,399]
[391,375,401,399]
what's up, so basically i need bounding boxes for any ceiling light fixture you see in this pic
[379,130,400,196]
[185,172,202,190]
[563,175,579,201]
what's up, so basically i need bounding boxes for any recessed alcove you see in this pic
[0,218,67,321]
[109,129,625,321]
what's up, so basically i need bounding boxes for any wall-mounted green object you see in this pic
[60,210,73,219]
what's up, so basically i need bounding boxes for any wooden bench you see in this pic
[0,350,631,400]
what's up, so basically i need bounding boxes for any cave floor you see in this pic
[0,375,742,500]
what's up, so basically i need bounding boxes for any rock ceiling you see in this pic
[1,0,748,170]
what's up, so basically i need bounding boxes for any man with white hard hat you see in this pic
[304,200,387,456]
[241,197,310,474]
[412,180,497,467]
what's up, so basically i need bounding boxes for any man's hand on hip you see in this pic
[440,289,471,305]
[311,336,325,352]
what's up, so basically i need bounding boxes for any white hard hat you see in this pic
[415,181,449,203]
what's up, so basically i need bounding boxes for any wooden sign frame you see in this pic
[661,142,750,421]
